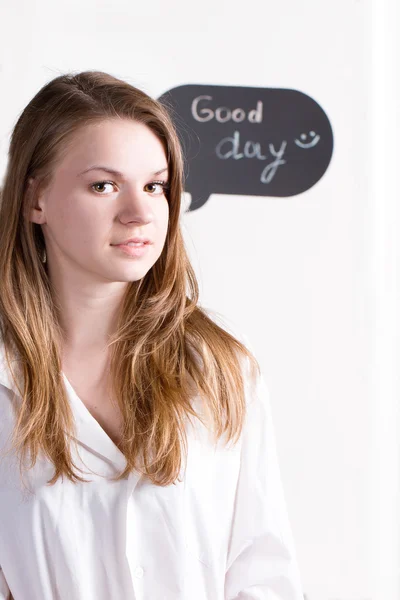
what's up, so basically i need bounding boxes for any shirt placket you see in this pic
[125,471,144,599]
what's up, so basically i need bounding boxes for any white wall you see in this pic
[370,1,400,599]
[0,1,398,599]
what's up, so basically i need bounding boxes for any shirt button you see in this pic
[134,566,144,578]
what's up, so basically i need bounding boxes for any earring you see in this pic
[41,247,47,263]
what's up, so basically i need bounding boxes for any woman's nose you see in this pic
[118,188,154,224]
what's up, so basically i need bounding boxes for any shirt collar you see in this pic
[62,371,128,473]
[0,339,131,475]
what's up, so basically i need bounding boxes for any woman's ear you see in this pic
[25,177,47,225]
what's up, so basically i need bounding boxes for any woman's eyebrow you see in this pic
[77,166,169,178]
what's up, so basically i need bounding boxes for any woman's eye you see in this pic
[90,181,115,194]
[144,181,169,195]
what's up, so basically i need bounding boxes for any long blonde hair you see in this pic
[0,70,259,486]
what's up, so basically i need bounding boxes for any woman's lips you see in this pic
[112,242,151,257]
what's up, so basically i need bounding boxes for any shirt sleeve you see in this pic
[224,358,304,600]
[0,567,11,600]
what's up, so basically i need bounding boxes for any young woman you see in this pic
[0,71,303,599]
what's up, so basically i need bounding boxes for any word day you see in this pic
[216,130,287,184]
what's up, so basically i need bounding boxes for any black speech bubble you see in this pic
[157,84,334,211]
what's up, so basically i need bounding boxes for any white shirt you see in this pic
[0,338,304,599]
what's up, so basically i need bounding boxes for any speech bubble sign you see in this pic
[157,85,334,211]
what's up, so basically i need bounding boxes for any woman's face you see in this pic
[29,118,170,286]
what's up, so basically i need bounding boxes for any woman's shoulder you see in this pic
[199,308,264,404]
[0,335,23,435]
[0,374,19,460]
[200,307,254,352]
[0,334,21,396]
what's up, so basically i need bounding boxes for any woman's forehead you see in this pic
[54,119,168,176]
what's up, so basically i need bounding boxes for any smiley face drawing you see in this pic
[294,131,321,149]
